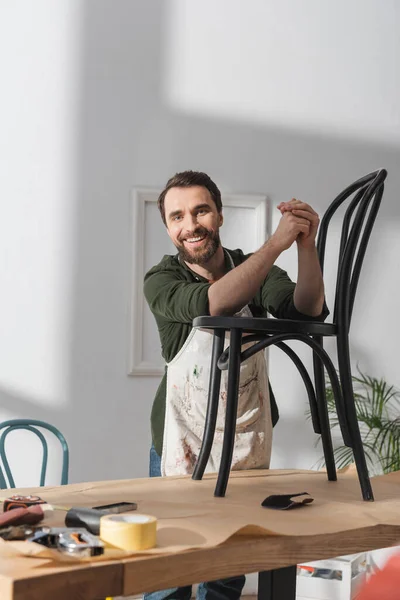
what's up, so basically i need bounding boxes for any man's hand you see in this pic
[270,208,311,252]
[277,199,320,249]
[276,198,325,317]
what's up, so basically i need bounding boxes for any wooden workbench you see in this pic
[1,468,399,600]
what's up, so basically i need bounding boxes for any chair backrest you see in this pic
[0,419,69,489]
[316,169,387,331]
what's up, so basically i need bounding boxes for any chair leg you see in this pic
[193,329,225,480]
[337,333,374,501]
[215,328,242,498]
[314,345,352,450]
[275,340,336,481]
[276,342,321,434]
[312,341,337,482]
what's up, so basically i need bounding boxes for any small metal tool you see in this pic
[29,526,104,557]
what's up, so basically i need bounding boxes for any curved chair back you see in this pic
[0,419,69,488]
[317,169,387,331]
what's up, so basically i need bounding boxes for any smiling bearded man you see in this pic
[143,170,328,600]
[175,222,220,265]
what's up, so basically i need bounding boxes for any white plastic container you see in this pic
[296,553,366,600]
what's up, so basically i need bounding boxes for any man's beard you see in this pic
[176,226,221,265]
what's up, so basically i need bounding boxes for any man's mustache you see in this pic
[178,227,210,242]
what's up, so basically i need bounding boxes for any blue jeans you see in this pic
[143,447,245,600]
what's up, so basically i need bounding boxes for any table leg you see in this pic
[258,566,297,600]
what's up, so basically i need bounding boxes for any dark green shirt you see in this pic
[144,248,328,456]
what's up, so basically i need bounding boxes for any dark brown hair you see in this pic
[157,171,222,226]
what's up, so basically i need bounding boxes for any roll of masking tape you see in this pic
[100,513,157,551]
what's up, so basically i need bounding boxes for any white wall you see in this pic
[0,0,399,493]
[0,1,82,485]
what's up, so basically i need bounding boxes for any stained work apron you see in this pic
[161,256,272,477]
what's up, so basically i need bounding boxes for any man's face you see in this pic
[164,186,223,265]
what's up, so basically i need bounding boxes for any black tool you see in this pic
[65,507,104,535]
[65,502,137,535]
[261,492,314,510]
[92,501,137,513]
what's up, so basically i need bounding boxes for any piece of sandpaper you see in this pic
[0,505,44,527]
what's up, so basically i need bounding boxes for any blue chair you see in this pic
[0,419,69,488]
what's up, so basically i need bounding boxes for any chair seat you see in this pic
[193,316,337,336]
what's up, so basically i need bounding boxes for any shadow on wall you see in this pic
[1,0,399,483]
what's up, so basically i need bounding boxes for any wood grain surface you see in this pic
[1,469,400,600]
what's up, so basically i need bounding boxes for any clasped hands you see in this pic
[273,198,320,251]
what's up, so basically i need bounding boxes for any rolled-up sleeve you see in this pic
[261,265,329,321]
[144,271,211,323]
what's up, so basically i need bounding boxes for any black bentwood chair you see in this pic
[192,169,387,501]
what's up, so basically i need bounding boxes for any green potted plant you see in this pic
[311,369,400,475]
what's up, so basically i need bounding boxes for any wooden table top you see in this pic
[1,468,400,600]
